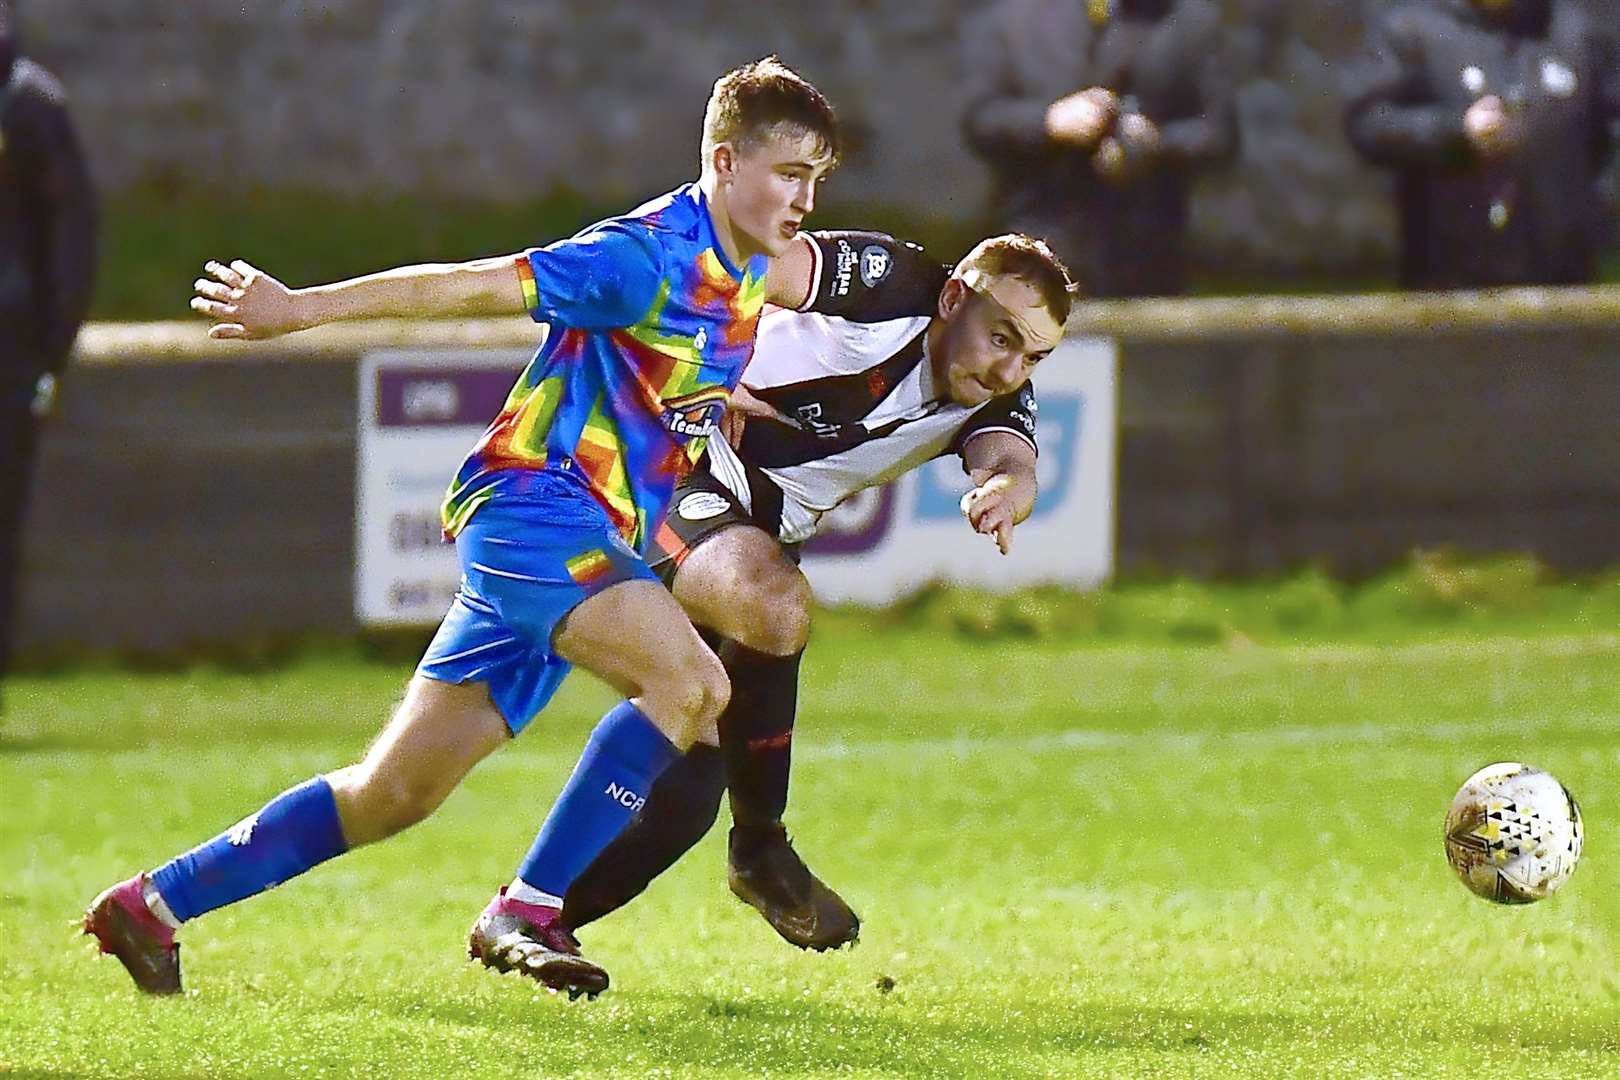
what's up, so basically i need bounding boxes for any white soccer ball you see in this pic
[1444,762,1583,904]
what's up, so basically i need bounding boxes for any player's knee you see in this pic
[703,650,732,720]
[743,571,812,656]
[647,648,730,743]
[633,636,731,749]
[682,648,732,729]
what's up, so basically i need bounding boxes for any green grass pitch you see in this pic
[2,616,1617,1077]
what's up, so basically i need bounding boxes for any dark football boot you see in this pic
[727,823,860,952]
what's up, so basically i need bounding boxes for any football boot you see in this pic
[83,874,182,995]
[727,823,860,952]
[467,887,608,999]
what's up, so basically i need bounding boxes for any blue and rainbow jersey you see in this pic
[441,183,769,550]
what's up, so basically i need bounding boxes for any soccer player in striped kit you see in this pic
[84,58,839,1000]
[515,230,1073,964]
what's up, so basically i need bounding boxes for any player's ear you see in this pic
[939,277,969,321]
[710,142,737,185]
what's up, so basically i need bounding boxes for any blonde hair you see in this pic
[700,57,841,171]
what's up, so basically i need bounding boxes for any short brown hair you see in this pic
[701,57,841,171]
[955,234,1076,328]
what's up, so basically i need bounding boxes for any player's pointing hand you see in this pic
[960,473,1018,555]
[190,259,302,340]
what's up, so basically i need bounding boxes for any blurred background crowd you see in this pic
[14,0,1620,312]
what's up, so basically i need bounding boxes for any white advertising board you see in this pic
[355,348,532,626]
[355,337,1115,626]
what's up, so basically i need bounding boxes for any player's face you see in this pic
[717,128,835,260]
[933,278,1062,407]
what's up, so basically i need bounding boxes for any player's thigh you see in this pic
[552,578,728,737]
[329,676,510,841]
[422,493,662,735]
[671,524,812,655]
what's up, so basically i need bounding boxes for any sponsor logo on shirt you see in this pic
[832,239,858,297]
[664,403,721,438]
[660,387,730,439]
[795,402,843,439]
[677,492,732,521]
[860,245,892,288]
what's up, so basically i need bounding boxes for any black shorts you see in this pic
[647,462,800,586]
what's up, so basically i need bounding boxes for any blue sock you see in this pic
[149,776,349,923]
[517,702,680,898]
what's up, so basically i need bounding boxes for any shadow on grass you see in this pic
[316,980,1620,1074]
[352,987,1320,1076]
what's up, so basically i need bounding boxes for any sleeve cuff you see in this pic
[515,253,542,322]
[961,425,1039,456]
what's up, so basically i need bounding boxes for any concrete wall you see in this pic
[1120,329,1620,575]
[18,357,358,654]
[26,1,1620,275]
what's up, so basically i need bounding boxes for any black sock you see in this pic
[719,642,803,840]
[560,745,725,931]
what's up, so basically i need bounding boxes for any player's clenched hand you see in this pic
[190,260,302,340]
[1093,113,1160,186]
[960,473,1018,555]
[721,384,787,449]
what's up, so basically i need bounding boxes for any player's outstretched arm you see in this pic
[190,255,530,340]
[960,431,1038,556]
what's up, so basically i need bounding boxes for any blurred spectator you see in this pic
[961,0,1240,298]
[1345,0,1620,290]
[0,0,96,709]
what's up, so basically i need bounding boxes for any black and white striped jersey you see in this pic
[705,231,1039,545]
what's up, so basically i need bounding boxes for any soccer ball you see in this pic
[1444,762,1583,904]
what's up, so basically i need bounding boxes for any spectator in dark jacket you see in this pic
[0,0,96,708]
[1345,0,1620,290]
[961,0,1240,298]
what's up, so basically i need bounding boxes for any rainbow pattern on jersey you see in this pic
[441,185,769,551]
[564,548,615,588]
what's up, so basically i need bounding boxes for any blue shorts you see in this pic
[416,482,657,735]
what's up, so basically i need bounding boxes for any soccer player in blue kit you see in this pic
[83,58,840,1000]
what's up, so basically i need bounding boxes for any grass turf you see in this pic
[2,617,1617,1077]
